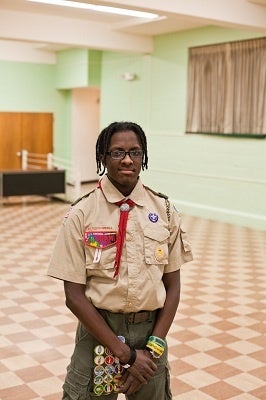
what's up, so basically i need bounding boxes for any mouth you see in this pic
[119,169,135,175]
[119,168,135,174]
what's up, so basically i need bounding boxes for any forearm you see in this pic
[64,281,130,362]
[64,280,157,384]
[151,270,181,339]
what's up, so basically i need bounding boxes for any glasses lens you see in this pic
[108,150,143,159]
[110,150,124,159]
[129,150,143,158]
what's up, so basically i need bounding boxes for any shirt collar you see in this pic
[100,175,145,207]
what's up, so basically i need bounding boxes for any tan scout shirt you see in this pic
[48,175,193,313]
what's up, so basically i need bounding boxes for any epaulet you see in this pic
[144,186,168,199]
[71,187,97,206]
[145,186,171,223]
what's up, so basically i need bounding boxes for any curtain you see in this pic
[186,37,266,136]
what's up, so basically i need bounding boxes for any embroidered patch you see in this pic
[148,213,159,223]
[84,230,117,248]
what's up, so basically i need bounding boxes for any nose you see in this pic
[121,153,133,163]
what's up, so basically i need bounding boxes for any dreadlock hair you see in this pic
[96,121,148,176]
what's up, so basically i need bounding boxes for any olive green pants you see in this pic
[62,310,172,400]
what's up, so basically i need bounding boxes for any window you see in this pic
[186,37,266,137]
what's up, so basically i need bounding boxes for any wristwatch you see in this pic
[120,348,137,369]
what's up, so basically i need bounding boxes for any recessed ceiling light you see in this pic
[27,0,159,19]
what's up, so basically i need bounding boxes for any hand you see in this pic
[125,349,157,384]
[119,371,144,395]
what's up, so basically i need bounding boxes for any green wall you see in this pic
[56,49,102,89]
[0,60,72,159]
[0,26,265,229]
[100,52,151,128]
[0,61,56,111]
[100,26,266,230]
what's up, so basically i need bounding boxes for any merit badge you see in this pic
[94,355,105,365]
[105,355,115,364]
[94,384,104,396]
[148,212,159,223]
[115,364,123,374]
[94,366,105,376]
[105,365,115,375]
[94,375,103,385]
[113,383,121,392]
[105,347,113,356]
[104,383,114,394]
[103,374,113,384]
[94,345,105,355]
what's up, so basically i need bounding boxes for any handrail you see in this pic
[20,149,81,199]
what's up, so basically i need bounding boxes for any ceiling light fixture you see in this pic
[27,0,159,19]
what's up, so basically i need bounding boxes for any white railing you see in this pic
[21,149,53,170]
[52,154,81,200]
[19,149,81,199]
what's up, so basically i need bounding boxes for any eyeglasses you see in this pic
[107,150,143,160]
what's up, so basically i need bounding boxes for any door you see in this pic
[22,113,53,155]
[72,88,100,182]
[0,112,53,170]
[0,112,21,170]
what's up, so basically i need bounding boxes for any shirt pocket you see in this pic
[85,245,116,275]
[144,228,170,265]
[180,227,192,252]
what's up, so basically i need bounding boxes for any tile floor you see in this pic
[0,193,265,400]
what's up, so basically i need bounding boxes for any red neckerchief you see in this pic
[97,179,135,278]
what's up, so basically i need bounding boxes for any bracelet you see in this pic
[145,346,162,359]
[146,335,166,359]
[146,341,164,355]
[120,348,137,369]
[148,336,166,347]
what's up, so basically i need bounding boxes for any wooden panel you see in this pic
[22,113,53,154]
[0,112,22,170]
[0,112,53,171]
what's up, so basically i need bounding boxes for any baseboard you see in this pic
[172,198,266,231]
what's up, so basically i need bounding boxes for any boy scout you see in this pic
[48,121,193,399]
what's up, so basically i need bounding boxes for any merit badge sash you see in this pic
[84,229,117,263]
[92,336,125,396]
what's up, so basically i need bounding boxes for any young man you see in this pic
[48,121,193,399]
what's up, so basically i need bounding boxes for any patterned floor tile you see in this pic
[0,193,265,399]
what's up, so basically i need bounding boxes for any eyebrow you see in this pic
[109,146,142,150]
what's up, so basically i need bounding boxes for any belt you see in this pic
[98,309,157,325]
[126,311,154,324]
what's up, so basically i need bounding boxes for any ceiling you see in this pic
[0,0,265,54]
